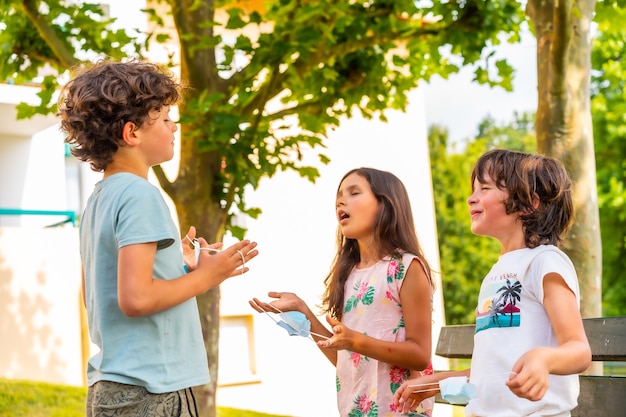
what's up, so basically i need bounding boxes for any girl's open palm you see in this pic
[249,291,305,314]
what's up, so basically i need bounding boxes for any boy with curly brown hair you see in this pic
[58,60,258,417]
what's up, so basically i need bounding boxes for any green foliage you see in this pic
[2,0,527,236]
[591,0,626,316]
[0,378,292,417]
[429,113,535,325]
[0,0,143,93]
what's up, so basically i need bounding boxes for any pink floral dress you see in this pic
[336,253,434,417]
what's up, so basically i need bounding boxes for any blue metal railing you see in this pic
[0,208,77,227]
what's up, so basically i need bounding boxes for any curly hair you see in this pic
[57,59,182,172]
[322,167,433,320]
[471,149,574,248]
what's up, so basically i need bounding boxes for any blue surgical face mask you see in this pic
[276,311,312,337]
[439,376,476,405]
[257,307,331,342]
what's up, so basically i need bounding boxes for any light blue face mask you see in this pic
[275,311,312,337]
[410,372,514,406]
[409,376,476,406]
[438,376,476,405]
[255,305,331,341]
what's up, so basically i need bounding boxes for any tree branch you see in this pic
[152,164,175,197]
[21,0,78,68]
[171,0,223,91]
[238,22,445,118]
[264,101,325,123]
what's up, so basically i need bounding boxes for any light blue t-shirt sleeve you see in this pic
[115,179,176,250]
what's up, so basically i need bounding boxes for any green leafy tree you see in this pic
[591,0,626,316]
[1,1,527,414]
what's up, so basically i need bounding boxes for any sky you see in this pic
[420,28,538,145]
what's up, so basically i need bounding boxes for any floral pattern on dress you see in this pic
[392,316,405,335]
[350,351,370,368]
[345,278,375,313]
[389,366,409,394]
[386,259,405,283]
[349,394,379,417]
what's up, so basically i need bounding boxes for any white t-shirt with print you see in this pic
[466,245,580,417]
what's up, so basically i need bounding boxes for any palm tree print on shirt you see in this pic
[476,278,522,333]
[494,279,522,326]
[488,298,505,326]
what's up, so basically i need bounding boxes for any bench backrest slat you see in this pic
[435,316,626,362]
[583,316,626,361]
[572,376,626,417]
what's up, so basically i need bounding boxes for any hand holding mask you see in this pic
[250,299,331,341]
[409,376,476,405]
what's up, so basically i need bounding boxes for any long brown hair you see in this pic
[322,167,433,320]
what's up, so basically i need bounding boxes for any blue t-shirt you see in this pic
[81,173,209,393]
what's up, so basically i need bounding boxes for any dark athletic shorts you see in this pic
[86,380,198,417]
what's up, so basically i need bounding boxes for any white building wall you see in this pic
[0,227,84,386]
[0,83,70,228]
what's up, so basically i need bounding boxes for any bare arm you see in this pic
[505,272,592,400]
[118,238,258,317]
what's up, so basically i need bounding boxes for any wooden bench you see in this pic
[434,316,626,416]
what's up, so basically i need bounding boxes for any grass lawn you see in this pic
[0,378,291,417]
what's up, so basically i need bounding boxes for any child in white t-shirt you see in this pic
[393,149,592,417]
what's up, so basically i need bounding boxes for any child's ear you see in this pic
[121,121,140,146]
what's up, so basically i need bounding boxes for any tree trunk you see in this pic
[153,2,232,414]
[527,0,602,323]
[156,117,227,416]
[169,188,224,417]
